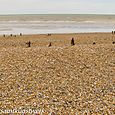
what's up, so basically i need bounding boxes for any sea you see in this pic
[0,14,115,35]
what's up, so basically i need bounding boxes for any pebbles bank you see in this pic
[0,33,115,114]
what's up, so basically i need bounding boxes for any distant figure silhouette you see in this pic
[48,42,52,47]
[71,38,75,46]
[10,34,13,37]
[20,33,22,36]
[112,31,114,34]
[3,34,5,37]
[26,41,31,47]
[47,34,51,36]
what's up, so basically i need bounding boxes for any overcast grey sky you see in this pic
[0,0,115,14]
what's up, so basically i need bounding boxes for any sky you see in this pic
[0,0,115,14]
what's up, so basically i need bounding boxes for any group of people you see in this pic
[3,33,22,37]
[112,31,115,34]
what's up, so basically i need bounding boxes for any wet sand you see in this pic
[0,33,115,114]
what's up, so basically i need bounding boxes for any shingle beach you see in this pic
[0,33,115,114]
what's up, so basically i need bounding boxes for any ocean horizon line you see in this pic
[0,13,115,16]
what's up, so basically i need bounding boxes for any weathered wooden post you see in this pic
[71,38,75,46]
[112,41,115,44]
[48,42,52,47]
[93,42,96,45]
[26,41,31,47]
